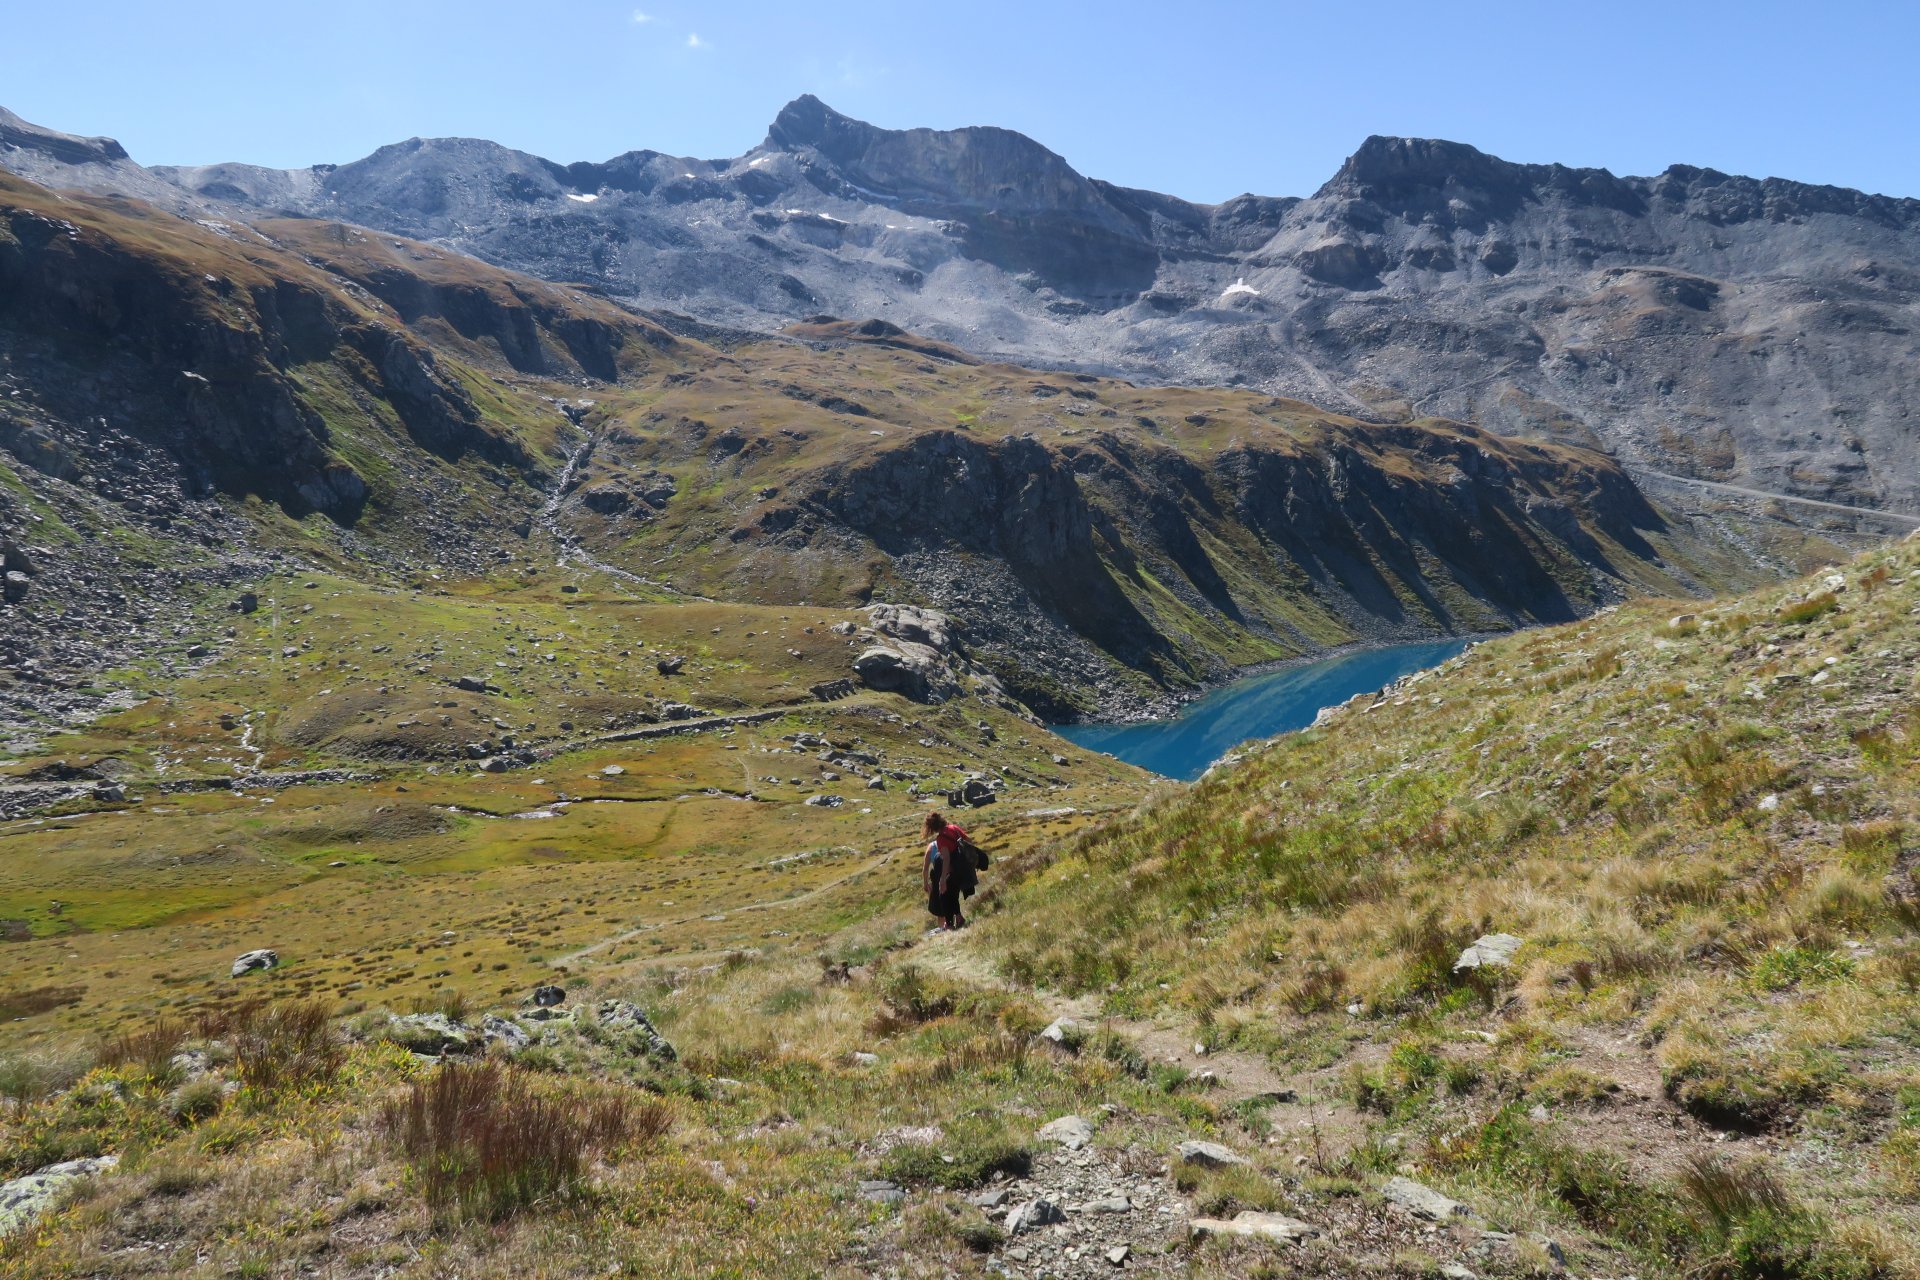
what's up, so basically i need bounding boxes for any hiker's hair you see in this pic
[922,810,945,837]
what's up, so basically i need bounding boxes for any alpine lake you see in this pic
[1052,638,1475,781]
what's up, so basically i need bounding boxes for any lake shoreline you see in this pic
[1066,629,1511,729]
[1052,635,1505,781]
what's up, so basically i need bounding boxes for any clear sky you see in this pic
[6,1,1916,204]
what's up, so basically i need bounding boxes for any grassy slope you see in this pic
[3,175,1912,1276]
[971,534,1920,1268]
[0,567,1145,1041]
[4,544,1915,1279]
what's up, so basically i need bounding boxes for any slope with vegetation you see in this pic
[3,538,1915,1279]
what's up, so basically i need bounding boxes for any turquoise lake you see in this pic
[1051,638,1475,781]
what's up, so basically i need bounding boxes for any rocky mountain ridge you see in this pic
[0,167,1818,732]
[5,97,1916,514]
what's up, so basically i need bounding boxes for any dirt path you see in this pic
[907,927,1298,1105]
[549,848,899,967]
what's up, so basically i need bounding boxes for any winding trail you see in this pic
[1628,467,1920,527]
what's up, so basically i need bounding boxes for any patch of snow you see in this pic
[566,192,599,204]
[1221,276,1260,299]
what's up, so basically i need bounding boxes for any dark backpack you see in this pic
[958,838,989,871]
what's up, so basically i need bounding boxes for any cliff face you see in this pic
[795,422,1673,713]
[13,98,1910,517]
[0,179,572,522]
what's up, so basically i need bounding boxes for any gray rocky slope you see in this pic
[4,96,1918,514]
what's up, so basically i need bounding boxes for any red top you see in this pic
[934,823,967,855]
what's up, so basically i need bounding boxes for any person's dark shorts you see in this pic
[929,883,960,917]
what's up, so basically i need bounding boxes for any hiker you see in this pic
[922,809,974,931]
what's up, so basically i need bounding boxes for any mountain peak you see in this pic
[1319,133,1644,217]
[1324,135,1531,197]
[0,105,130,166]
[766,94,864,153]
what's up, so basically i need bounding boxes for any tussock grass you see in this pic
[381,1060,663,1223]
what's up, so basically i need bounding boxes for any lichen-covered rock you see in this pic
[1453,934,1524,973]
[1176,1139,1247,1169]
[0,1156,118,1238]
[1383,1175,1474,1221]
[593,1000,676,1061]
[1036,1114,1093,1149]
[1189,1210,1317,1243]
[382,1012,478,1056]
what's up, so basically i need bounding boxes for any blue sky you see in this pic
[7,1,1916,203]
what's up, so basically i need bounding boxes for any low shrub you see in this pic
[382,1060,663,1223]
[1748,946,1854,992]
[221,1000,342,1094]
[879,1117,1031,1190]
[164,1078,229,1124]
[0,1042,94,1104]
[1779,594,1839,626]
[1183,1162,1286,1217]
[1679,1156,1888,1280]
[99,1019,190,1080]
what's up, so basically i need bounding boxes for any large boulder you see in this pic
[865,603,955,652]
[853,644,955,702]
[230,948,278,978]
[382,1012,479,1055]
[0,1157,118,1238]
[948,776,997,807]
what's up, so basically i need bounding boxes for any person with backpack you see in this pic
[922,810,985,931]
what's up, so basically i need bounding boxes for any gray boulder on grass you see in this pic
[230,948,278,978]
[0,1157,119,1238]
